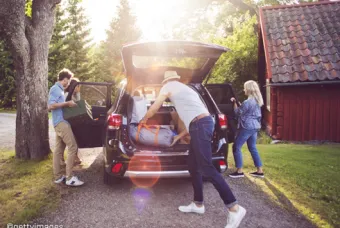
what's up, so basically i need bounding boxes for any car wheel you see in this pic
[103,165,120,185]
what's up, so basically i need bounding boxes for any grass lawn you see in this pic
[0,151,60,226]
[227,144,340,228]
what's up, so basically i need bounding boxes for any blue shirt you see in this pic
[235,97,261,130]
[48,82,68,127]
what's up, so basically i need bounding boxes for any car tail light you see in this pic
[219,160,227,172]
[218,114,227,129]
[108,114,122,130]
[111,163,123,173]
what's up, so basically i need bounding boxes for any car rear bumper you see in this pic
[124,170,190,178]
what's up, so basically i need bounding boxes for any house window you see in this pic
[266,79,270,111]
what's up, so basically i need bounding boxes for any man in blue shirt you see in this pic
[48,69,84,186]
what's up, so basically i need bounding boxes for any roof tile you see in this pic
[260,1,340,83]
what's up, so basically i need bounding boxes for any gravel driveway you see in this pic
[0,113,315,228]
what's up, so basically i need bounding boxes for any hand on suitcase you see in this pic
[170,135,181,147]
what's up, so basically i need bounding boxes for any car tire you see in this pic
[103,165,120,185]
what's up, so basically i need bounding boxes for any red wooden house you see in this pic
[258,1,340,142]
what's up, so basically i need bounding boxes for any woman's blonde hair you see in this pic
[244,80,264,107]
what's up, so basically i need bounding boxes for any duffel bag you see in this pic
[129,124,174,147]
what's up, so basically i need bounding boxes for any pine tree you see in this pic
[64,0,93,81]
[95,0,141,83]
[48,5,68,88]
[0,41,15,108]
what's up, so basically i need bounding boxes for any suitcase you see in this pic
[63,100,93,125]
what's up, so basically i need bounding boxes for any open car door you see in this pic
[204,83,239,143]
[65,82,113,148]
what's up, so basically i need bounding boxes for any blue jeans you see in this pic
[188,116,237,208]
[233,128,263,169]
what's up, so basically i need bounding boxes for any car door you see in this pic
[204,83,239,143]
[66,82,113,148]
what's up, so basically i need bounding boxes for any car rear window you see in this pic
[132,55,208,69]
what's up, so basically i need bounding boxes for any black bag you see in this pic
[63,100,93,125]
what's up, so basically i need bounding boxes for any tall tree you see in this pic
[48,5,68,87]
[209,14,259,98]
[96,0,141,83]
[0,0,60,159]
[64,0,93,81]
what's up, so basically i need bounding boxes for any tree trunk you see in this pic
[0,0,60,160]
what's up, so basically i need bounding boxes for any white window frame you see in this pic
[266,79,271,111]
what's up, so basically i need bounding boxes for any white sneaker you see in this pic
[54,175,66,184]
[178,202,205,214]
[66,176,84,186]
[225,205,246,228]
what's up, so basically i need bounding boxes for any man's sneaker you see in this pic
[54,175,66,184]
[66,176,84,186]
[250,172,264,178]
[229,172,244,178]
[225,205,246,228]
[178,202,205,214]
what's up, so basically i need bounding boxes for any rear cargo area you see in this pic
[126,85,191,151]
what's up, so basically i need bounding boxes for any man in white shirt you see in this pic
[140,71,246,228]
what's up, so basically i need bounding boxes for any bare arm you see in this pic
[48,101,76,111]
[170,129,189,146]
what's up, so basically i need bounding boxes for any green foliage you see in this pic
[94,0,141,84]
[208,14,258,99]
[25,0,32,17]
[63,0,94,81]
[0,41,16,108]
[48,5,68,87]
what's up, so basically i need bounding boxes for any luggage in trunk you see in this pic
[63,100,93,125]
[129,124,175,148]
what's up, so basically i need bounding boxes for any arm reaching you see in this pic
[170,129,189,147]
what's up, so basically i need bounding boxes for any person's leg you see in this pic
[58,122,84,186]
[178,142,205,214]
[58,122,77,178]
[246,130,263,174]
[191,117,237,208]
[53,125,66,181]
[188,142,203,205]
[232,128,251,174]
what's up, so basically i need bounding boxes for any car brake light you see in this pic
[111,163,123,173]
[108,114,122,130]
[219,159,227,172]
[218,114,227,129]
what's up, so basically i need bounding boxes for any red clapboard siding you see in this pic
[273,84,340,142]
[337,97,340,142]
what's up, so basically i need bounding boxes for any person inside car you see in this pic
[48,69,84,187]
[139,71,246,228]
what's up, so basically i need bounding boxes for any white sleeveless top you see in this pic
[159,81,209,131]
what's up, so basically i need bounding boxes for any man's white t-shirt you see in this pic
[159,81,209,131]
